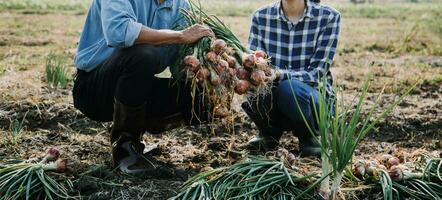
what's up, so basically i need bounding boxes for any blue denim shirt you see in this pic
[75,0,189,72]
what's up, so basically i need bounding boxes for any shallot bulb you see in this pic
[211,39,227,54]
[196,68,209,81]
[365,160,380,177]
[387,157,400,169]
[234,80,250,95]
[254,50,267,59]
[228,68,236,76]
[377,154,394,166]
[250,70,266,85]
[215,60,229,74]
[225,55,237,68]
[255,57,269,71]
[287,153,297,164]
[352,160,366,177]
[219,59,229,69]
[225,47,235,55]
[388,165,405,181]
[41,147,60,164]
[184,55,200,72]
[210,71,221,86]
[236,68,250,80]
[184,55,200,68]
[206,52,219,63]
[242,54,256,69]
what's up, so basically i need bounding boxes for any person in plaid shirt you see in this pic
[243,0,340,157]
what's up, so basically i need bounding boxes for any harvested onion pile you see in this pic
[174,2,277,119]
[0,147,74,200]
[351,153,441,200]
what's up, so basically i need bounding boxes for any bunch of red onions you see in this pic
[183,39,274,95]
[176,2,277,119]
[181,37,276,118]
[352,154,409,181]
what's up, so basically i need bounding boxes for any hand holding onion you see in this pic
[180,24,215,44]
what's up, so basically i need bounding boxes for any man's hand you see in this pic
[179,24,214,44]
[135,24,214,46]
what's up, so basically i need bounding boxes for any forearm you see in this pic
[135,26,184,46]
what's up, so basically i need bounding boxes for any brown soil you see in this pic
[0,4,441,199]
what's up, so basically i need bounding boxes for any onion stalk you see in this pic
[0,159,73,200]
[289,39,418,198]
[172,157,319,200]
[350,157,441,199]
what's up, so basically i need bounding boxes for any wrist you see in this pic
[177,31,186,43]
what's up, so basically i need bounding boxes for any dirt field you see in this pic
[0,0,441,199]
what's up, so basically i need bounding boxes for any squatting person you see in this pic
[244,0,340,157]
[73,0,214,173]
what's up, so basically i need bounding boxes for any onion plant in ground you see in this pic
[45,52,70,89]
[7,111,27,145]
[291,75,418,199]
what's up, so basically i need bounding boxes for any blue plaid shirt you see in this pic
[249,0,340,95]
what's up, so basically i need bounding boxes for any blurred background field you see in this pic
[0,0,441,88]
[0,0,440,199]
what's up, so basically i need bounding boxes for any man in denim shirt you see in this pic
[73,0,213,173]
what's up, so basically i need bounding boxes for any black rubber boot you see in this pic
[293,125,321,158]
[298,134,321,157]
[242,102,283,153]
[110,99,147,167]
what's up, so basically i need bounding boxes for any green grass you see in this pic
[0,66,5,76]
[0,0,90,13]
[45,53,70,89]
[9,112,27,140]
[336,3,441,19]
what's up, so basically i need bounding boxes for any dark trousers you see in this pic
[243,79,323,139]
[73,44,197,123]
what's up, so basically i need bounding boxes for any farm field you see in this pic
[0,0,441,199]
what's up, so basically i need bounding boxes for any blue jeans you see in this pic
[242,79,320,140]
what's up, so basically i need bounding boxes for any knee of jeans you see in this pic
[277,80,319,121]
[278,80,314,106]
[124,45,161,74]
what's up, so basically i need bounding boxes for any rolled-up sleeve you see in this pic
[101,0,143,48]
